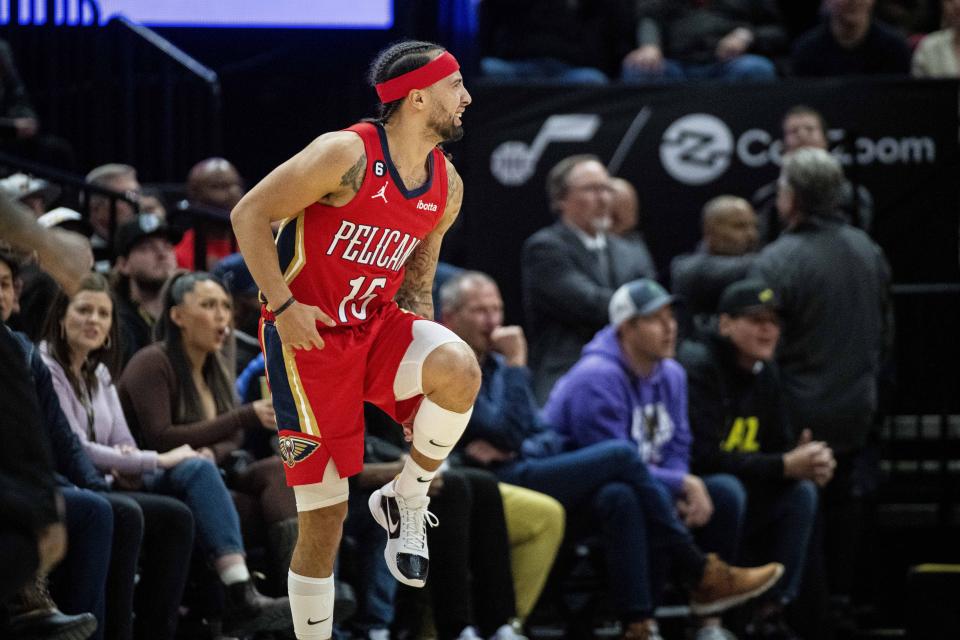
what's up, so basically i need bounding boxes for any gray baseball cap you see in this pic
[608,278,674,327]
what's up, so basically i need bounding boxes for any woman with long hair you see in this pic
[117,271,299,589]
[41,272,290,638]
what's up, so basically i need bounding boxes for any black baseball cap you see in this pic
[718,279,779,316]
[113,213,182,257]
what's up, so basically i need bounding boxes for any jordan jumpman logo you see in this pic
[371,183,388,203]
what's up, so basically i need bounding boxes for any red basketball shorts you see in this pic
[260,302,455,486]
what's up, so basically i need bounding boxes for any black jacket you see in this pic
[792,20,911,77]
[750,216,893,451]
[13,330,108,491]
[636,0,787,64]
[522,222,658,404]
[679,334,792,484]
[0,324,59,537]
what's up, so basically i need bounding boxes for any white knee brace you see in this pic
[411,397,473,460]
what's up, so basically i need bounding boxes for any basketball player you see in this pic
[231,41,478,640]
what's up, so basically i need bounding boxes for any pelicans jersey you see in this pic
[260,122,450,485]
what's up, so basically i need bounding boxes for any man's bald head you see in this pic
[609,177,640,237]
[702,196,758,256]
[187,157,245,212]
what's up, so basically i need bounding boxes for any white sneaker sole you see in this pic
[368,490,427,588]
[690,564,785,616]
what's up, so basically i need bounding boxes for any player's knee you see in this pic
[423,342,481,408]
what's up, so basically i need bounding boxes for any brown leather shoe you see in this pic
[690,553,784,616]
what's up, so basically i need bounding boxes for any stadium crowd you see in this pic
[1,1,955,639]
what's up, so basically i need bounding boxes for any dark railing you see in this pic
[0,15,222,181]
[0,150,138,265]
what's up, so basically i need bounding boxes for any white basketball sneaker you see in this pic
[368,480,438,587]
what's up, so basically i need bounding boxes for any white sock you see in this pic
[218,562,250,586]
[394,456,436,499]
[288,571,334,639]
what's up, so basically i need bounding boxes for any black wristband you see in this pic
[272,296,297,317]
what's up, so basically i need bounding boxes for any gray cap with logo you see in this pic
[608,278,674,327]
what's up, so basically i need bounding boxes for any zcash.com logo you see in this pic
[659,114,734,186]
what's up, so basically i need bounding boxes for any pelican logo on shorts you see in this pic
[374,160,386,177]
[278,435,320,468]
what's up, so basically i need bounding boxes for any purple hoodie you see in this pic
[541,325,692,496]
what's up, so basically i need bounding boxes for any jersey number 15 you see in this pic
[338,276,387,323]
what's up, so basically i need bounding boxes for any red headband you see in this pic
[376,51,460,103]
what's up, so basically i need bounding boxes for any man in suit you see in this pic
[521,154,657,404]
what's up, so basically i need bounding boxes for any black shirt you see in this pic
[679,333,793,484]
[792,20,911,77]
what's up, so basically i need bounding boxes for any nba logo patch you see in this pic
[374,160,386,177]
[278,434,321,468]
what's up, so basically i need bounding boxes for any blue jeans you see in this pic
[481,56,609,84]
[53,487,113,640]
[744,480,818,604]
[144,457,244,560]
[623,54,776,83]
[692,474,747,564]
[497,440,699,616]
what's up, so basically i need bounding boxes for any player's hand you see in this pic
[490,326,528,367]
[679,474,714,528]
[253,399,277,430]
[275,301,335,350]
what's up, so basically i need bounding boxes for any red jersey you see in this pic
[273,122,447,326]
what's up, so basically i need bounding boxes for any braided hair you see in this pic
[368,40,446,124]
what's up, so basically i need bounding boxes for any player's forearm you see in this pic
[395,283,434,320]
[231,207,292,309]
[0,191,42,249]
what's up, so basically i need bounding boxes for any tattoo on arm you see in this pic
[395,242,437,320]
[395,162,463,320]
[339,155,366,194]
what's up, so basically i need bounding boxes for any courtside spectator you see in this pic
[522,155,656,403]
[679,279,834,640]
[624,0,784,83]
[0,172,60,217]
[1,251,100,640]
[792,0,911,76]
[751,105,873,243]
[118,271,300,596]
[750,148,893,627]
[911,0,960,78]
[212,253,263,372]
[111,215,181,366]
[609,177,657,279]
[175,158,244,270]
[86,164,142,267]
[671,196,759,337]
[543,278,785,639]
